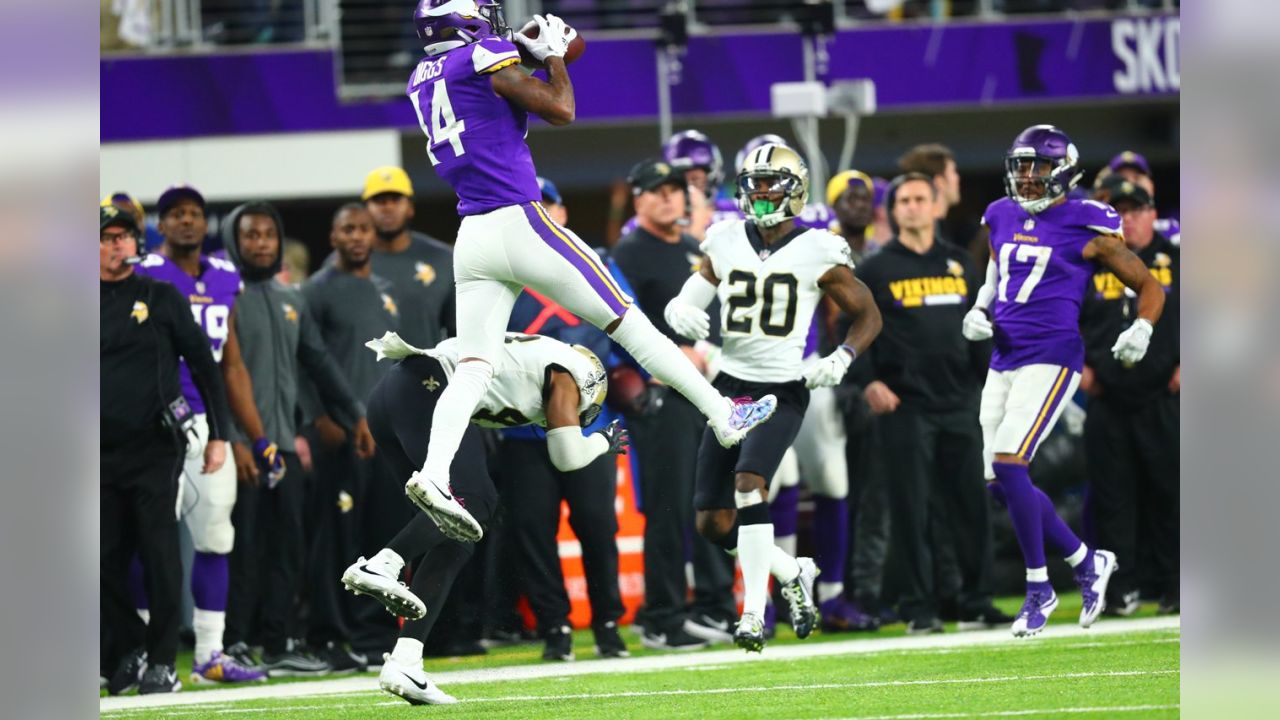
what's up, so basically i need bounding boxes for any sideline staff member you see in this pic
[1080,179,1180,615]
[101,205,233,694]
[854,174,1006,634]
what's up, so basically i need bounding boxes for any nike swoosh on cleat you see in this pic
[401,671,430,691]
[430,480,453,501]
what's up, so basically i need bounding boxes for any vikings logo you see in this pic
[946,259,965,278]
[382,293,399,317]
[130,301,149,324]
[282,303,299,323]
[415,261,437,286]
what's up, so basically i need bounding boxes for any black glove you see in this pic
[595,419,630,455]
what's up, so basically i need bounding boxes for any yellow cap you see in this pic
[362,166,414,201]
[101,192,145,218]
[825,170,874,207]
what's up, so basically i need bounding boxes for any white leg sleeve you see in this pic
[420,276,518,480]
[609,308,728,423]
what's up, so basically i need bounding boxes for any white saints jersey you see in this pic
[702,219,854,383]
[433,334,606,428]
[367,331,606,429]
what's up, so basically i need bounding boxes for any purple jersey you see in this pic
[796,203,837,232]
[136,253,242,413]
[406,37,541,216]
[712,196,744,225]
[984,196,1121,372]
[1155,216,1180,245]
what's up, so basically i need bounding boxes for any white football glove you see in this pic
[961,307,993,341]
[514,14,573,63]
[802,347,855,389]
[664,300,710,341]
[1112,318,1153,364]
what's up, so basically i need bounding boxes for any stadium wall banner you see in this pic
[101,13,1177,142]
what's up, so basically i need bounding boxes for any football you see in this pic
[606,365,647,415]
[516,19,587,69]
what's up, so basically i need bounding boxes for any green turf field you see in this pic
[101,595,1179,720]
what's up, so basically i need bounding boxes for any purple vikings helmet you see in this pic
[662,130,725,196]
[735,134,790,174]
[1003,124,1083,214]
[415,0,509,54]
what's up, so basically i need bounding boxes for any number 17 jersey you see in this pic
[702,219,853,383]
[983,196,1122,373]
[406,37,542,216]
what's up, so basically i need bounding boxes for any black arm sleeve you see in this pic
[295,302,366,424]
[161,283,234,441]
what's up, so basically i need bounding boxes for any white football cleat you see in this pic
[1076,549,1118,628]
[379,655,457,706]
[780,557,820,640]
[342,553,426,621]
[405,472,483,543]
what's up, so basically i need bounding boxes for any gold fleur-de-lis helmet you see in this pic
[570,345,608,427]
[735,143,810,228]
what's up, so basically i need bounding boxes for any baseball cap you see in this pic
[363,166,414,200]
[627,159,686,194]
[156,184,206,217]
[100,204,139,234]
[1101,175,1153,208]
[101,192,144,219]
[537,176,563,206]
[825,169,874,207]
[1107,151,1151,177]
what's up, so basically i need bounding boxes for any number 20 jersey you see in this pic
[983,196,1122,373]
[702,219,853,384]
[406,37,542,217]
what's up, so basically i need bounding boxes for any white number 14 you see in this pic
[411,80,466,166]
[997,244,1053,303]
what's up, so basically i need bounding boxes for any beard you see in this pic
[342,252,372,269]
[375,223,407,242]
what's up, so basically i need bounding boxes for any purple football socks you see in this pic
[770,485,800,539]
[812,495,849,584]
[192,551,230,612]
[987,476,1085,560]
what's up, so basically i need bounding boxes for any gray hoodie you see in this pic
[222,202,363,451]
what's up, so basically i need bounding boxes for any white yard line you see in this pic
[100,615,1179,713]
[105,671,1180,718]
[816,706,1180,720]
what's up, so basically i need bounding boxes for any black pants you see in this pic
[499,438,624,633]
[628,392,734,632]
[1085,393,1179,600]
[365,356,497,647]
[845,414,890,608]
[225,451,306,655]
[306,436,412,655]
[102,433,184,670]
[879,407,994,622]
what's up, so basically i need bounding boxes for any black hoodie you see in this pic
[221,203,363,449]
